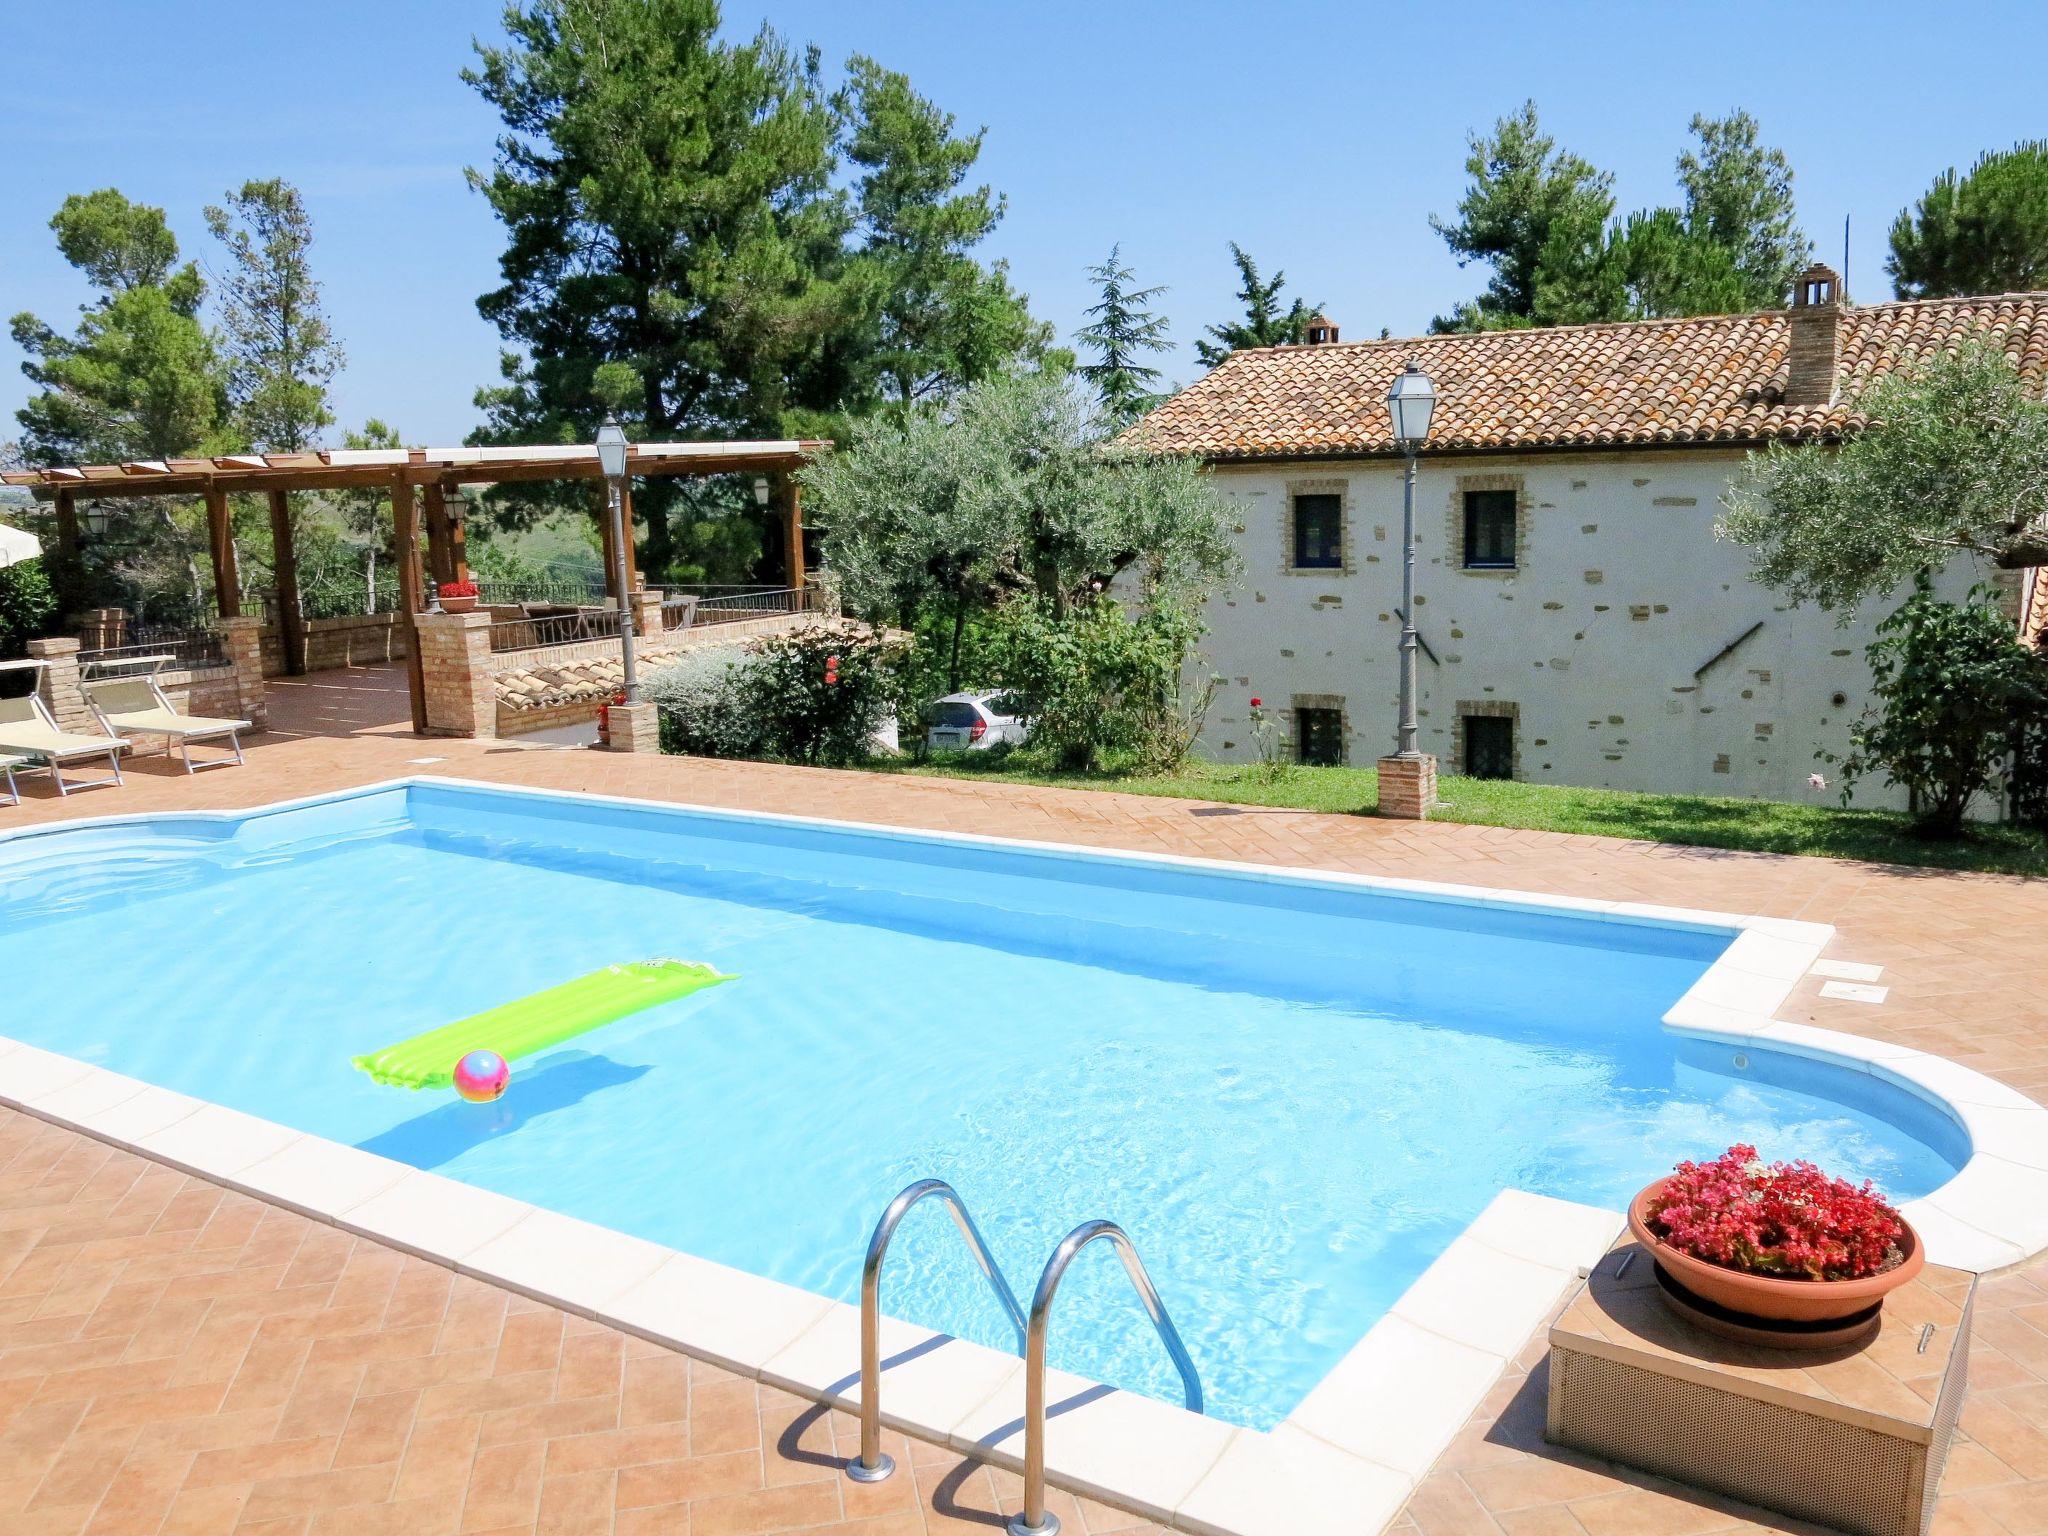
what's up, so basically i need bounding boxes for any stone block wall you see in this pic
[1196,449,1986,809]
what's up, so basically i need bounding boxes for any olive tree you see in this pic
[801,369,1238,691]
[1720,343,2048,616]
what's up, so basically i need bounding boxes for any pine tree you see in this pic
[10,191,224,465]
[9,190,228,615]
[205,179,344,452]
[1676,112,1810,311]
[1430,101,1614,331]
[1075,245,1172,421]
[1888,141,2048,299]
[466,0,857,570]
[1195,244,1317,368]
[836,56,1048,413]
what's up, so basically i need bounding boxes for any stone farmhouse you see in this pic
[1131,266,2048,808]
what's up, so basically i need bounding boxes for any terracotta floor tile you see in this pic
[4,665,2048,1536]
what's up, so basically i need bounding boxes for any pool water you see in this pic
[0,783,1968,1429]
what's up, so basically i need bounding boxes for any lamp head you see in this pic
[1386,360,1437,447]
[596,414,628,480]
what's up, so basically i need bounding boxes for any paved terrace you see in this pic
[1,662,2045,1536]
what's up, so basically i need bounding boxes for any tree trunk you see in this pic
[947,596,968,693]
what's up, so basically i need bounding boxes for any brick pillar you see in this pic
[415,610,498,738]
[1376,753,1437,820]
[212,615,268,730]
[604,700,660,754]
[78,608,127,650]
[26,636,89,734]
[630,587,665,641]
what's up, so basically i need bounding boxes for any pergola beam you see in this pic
[3,443,825,502]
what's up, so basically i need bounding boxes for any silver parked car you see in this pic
[926,691,1030,751]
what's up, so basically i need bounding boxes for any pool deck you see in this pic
[3,662,2046,1536]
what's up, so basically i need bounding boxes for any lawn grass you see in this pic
[870,751,2048,877]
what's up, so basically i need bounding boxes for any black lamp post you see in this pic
[596,414,639,706]
[1385,360,1437,758]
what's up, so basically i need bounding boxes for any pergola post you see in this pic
[778,472,806,591]
[204,484,241,618]
[422,482,455,591]
[266,489,307,677]
[620,481,642,592]
[51,489,80,614]
[594,483,619,600]
[445,487,471,586]
[392,475,427,733]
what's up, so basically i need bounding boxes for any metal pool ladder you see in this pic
[847,1179,1028,1485]
[1007,1220,1202,1536]
[846,1183,1203,1536]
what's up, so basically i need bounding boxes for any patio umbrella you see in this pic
[0,522,39,569]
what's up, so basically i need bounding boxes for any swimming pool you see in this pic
[0,780,1972,1432]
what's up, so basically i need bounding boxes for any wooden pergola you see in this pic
[1,439,827,732]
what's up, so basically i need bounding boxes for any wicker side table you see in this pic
[1547,1242,1972,1536]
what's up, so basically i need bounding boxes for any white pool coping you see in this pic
[4,774,2047,1536]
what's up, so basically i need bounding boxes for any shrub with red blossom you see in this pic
[439,580,480,599]
[1646,1144,1906,1281]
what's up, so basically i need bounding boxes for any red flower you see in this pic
[440,580,480,599]
[1647,1144,1905,1281]
[1249,697,1262,708]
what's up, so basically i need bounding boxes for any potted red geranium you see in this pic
[1627,1144,1922,1348]
[439,580,481,614]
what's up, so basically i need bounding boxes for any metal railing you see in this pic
[487,605,625,654]
[665,584,814,630]
[77,629,228,673]
[849,1179,1027,1484]
[1009,1222,1201,1536]
[475,576,606,607]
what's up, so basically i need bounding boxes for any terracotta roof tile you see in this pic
[1124,293,2048,461]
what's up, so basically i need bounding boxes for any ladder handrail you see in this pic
[1009,1219,1201,1536]
[848,1178,1028,1484]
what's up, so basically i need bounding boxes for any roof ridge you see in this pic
[1214,289,2048,365]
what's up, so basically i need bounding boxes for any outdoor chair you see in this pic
[0,753,21,806]
[83,671,248,773]
[0,686,127,796]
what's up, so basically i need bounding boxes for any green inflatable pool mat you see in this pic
[351,958,734,1090]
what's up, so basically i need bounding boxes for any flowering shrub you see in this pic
[1647,1145,1905,1281]
[1246,695,1290,782]
[439,580,480,599]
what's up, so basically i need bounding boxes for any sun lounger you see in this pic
[0,753,21,806]
[83,673,247,773]
[0,690,126,796]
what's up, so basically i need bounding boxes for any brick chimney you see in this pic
[1785,263,1845,408]
[1305,313,1340,346]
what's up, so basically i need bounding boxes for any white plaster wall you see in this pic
[1193,451,2002,809]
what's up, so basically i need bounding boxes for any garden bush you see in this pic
[987,597,1201,772]
[648,621,894,767]
[0,558,57,659]
[1834,577,2048,836]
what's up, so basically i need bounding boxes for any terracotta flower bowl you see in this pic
[1627,1177,1923,1345]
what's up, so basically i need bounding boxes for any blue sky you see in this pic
[3,0,2044,450]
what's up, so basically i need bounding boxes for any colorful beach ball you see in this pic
[453,1049,511,1103]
